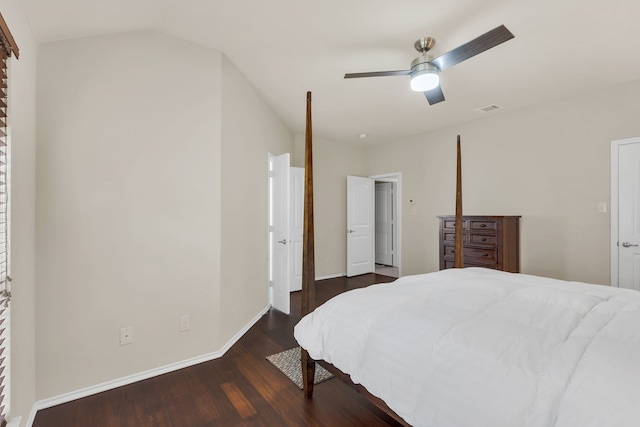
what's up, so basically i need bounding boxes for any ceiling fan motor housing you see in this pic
[411,36,439,79]
[411,55,439,73]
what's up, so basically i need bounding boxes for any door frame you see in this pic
[268,153,274,305]
[374,181,394,266]
[370,172,402,277]
[610,137,640,287]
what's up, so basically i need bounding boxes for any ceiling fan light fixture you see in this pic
[410,57,440,92]
[410,70,440,92]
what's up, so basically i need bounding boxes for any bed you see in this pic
[293,92,640,427]
[295,267,640,426]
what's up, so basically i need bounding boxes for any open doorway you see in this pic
[267,153,305,313]
[346,172,402,278]
[372,173,401,278]
[267,152,291,314]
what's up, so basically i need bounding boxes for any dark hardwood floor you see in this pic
[33,273,400,427]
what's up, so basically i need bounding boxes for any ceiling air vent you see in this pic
[474,104,501,113]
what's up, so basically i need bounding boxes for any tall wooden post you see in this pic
[301,91,316,398]
[454,135,464,268]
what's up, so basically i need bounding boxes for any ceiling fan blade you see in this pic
[431,25,514,72]
[424,85,445,105]
[344,70,411,79]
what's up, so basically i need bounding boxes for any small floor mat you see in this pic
[266,347,334,389]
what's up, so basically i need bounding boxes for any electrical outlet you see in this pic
[597,201,607,213]
[179,315,191,332]
[120,326,133,346]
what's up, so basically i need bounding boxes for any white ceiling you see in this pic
[22,0,640,145]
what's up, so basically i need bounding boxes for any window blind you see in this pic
[0,12,18,427]
[0,49,9,427]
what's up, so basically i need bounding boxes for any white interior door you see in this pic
[272,153,290,313]
[347,176,374,277]
[613,138,640,290]
[290,167,304,292]
[375,182,393,266]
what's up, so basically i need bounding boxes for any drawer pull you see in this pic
[480,224,487,228]
[482,253,489,257]
[481,238,487,242]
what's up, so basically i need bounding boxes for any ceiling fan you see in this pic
[344,25,515,105]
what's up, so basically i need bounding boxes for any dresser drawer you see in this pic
[442,218,461,230]
[468,220,497,231]
[443,245,497,265]
[442,231,495,246]
[442,230,468,244]
[468,233,497,246]
[443,260,498,270]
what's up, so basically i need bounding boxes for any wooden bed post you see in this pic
[301,91,316,398]
[454,135,464,268]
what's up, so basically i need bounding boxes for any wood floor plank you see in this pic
[236,351,314,426]
[32,273,401,427]
[220,382,257,419]
[184,370,223,423]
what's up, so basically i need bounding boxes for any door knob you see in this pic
[621,241,638,248]
[278,239,287,245]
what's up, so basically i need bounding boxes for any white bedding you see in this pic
[293,268,640,427]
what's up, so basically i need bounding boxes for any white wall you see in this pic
[294,135,367,277]
[367,79,640,284]
[36,31,224,399]
[2,0,38,424]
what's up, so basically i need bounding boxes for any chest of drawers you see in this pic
[438,215,520,272]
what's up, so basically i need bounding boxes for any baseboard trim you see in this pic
[316,273,346,281]
[25,304,271,427]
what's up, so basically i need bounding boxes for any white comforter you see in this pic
[294,268,640,427]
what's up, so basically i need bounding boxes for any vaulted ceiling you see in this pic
[22,0,640,144]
